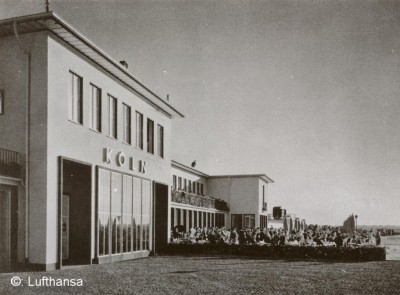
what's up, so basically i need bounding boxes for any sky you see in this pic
[1,0,400,226]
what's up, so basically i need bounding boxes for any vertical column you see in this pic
[179,209,184,226]
[173,208,178,227]
[186,210,190,232]
[205,212,208,228]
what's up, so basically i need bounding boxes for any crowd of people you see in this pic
[170,224,381,247]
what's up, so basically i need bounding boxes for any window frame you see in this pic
[136,111,143,149]
[122,103,132,144]
[147,118,154,154]
[108,94,118,139]
[157,124,164,158]
[89,84,102,132]
[68,71,83,125]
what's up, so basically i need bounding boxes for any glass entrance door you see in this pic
[0,187,11,272]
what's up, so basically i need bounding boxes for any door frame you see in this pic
[58,156,93,269]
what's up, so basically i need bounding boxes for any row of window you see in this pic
[98,168,151,256]
[231,214,256,229]
[172,175,204,196]
[69,71,164,158]
[171,208,226,229]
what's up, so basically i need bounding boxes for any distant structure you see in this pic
[269,207,306,231]
[342,214,356,233]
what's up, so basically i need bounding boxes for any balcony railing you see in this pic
[0,148,22,179]
[171,189,229,211]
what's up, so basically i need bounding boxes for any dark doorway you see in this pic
[0,185,18,273]
[153,182,168,254]
[60,159,91,266]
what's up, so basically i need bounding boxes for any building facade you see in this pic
[0,12,183,272]
[171,161,274,232]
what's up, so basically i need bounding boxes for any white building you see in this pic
[171,161,273,231]
[0,11,183,272]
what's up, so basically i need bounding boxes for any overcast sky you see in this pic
[2,0,400,226]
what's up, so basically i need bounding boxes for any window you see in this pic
[196,183,200,195]
[123,103,131,144]
[244,214,255,228]
[68,71,83,124]
[97,168,151,257]
[200,183,204,196]
[147,118,154,154]
[89,84,101,132]
[231,214,243,229]
[136,112,143,149]
[0,90,4,115]
[183,179,187,191]
[188,180,192,193]
[178,177,182,190]
[173,175,177,190]
[108,95,117,138]
[157,124,164,158]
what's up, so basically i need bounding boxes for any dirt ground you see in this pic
[1,255,399,295]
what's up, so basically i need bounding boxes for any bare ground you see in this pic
[1,255,399,295]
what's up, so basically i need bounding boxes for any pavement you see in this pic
[0,255,399,295]
[382,235,400,261]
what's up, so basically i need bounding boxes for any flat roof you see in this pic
[171,160,210,178]
[0,11,184,119]
[209,174,274,183]
[171,160,274,183]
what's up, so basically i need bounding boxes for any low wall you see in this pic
[162,244,386,261]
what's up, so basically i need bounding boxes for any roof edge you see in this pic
[171,160,210,178]
[0,11,184,119]
[209,174,274,183]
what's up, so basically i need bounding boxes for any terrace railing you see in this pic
[0,148,22,179]
[171,189,229,211]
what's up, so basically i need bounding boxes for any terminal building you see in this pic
[171,161,273,232]
[0,11,183,272]
[0,11,276,273]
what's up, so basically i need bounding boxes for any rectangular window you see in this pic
[244,214,255,228]
[122,175,133,253]
[231,214,243,229]
[157,124,164,158]
[123,103,131,144]
[183,179,187,191]
[147,118,154,154]
[111,172,122,254]
[108,95,117,138]
[133,177,142,251]
[0,90,4,115]
[173,175,177,190]
[89,84,101,132]
[196,183,200,195]
[98,169,111,256]
[68,71,83,124]
[188,180,192,193]
[142,180,151,250]
[178,177,182,190]
[200,184,204,196]
[136,112,143,149]
[98,168,150,256]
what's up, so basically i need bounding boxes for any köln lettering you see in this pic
[103,148,147,173]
